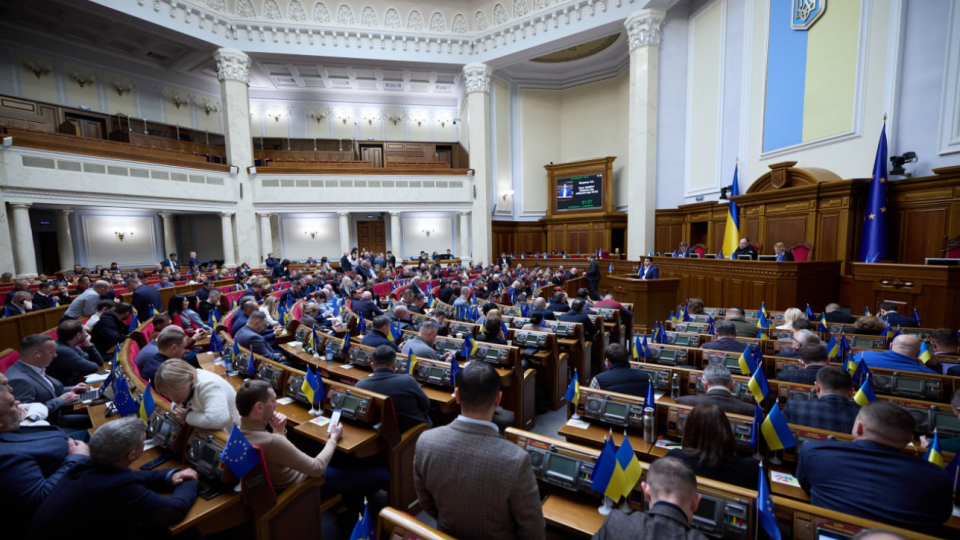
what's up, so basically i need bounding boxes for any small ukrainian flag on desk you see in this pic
[761,403,797,451]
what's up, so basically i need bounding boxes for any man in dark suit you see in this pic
[357,346,431,432]
[0,382,91,539]
[585,255,601,300]
[637,257,660,280]
[531,297,556,321]
[236,312,286,364]
[126,277,162,324]
[878,301,919,328]
[675,242,695,258]
[29,417,200,540]
[353,291,384,321]
[777,340,828,384]
[593,457,707,540]
[160,252,178,269]
[589,344,650,397]
[546,291,571,314]
[732,238,758,260]
[498,252,512,270]
[797,401,952,535]
[5,291,33,316]
[783,366,860,433]
[5,279,29,305]
[701,321,749,353]
[722,307,759,338]
[559,299,598,340]
[386,251,397,268]
[339,251,353,273]
[50,320,104,387]
[7,335,92,429]
[361,316,401,352]
[264,252,278,271]
[196,279,216,302]
[823,303,856,324]
[279,281,306,307]
[414,361,545,540]
[677,364,754,416]
[31,281,59,310]
[187,251,200,267]
[140,327,189,384]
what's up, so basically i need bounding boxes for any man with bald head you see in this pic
[62,280,112,321]
[854,334,936,374]
[352,290,383,321]
[797,401,951,535]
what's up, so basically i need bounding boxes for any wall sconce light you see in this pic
[196,98,220,116]
[22,60,52,80]
[411,114,427,127]
[69,71,96,89]
[438,117,450,128]
[422,229,435,237]
[164,89,192,109]
[307,108,331,123]
[268,109,287,122]
[110,80,136,96]
[501,189,515,201]
[114,231,134,242]
[304,230,318,239]
[336,110,353,124]
[361,111,382,125]
[386,111,406,125]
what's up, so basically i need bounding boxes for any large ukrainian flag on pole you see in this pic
[721,164,741,259]
[858,121,889,263]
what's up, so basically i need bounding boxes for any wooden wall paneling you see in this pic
[898,208,947,264]
[765,215,808,249]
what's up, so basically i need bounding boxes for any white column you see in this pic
[10,203,37,277]
[220,212,237,268]
[258,213,272,263]
[214,48,257,267]
[458,211,471,263]
[624,10,666,258]
[338,212,351,255]
[389,212,402,258]
[463,63,492,265]
[159,212,177,259]
[55,209,75,272]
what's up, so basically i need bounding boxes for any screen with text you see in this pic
[556,174,602,211]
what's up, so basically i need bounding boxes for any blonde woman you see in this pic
[260,295,281,328]
[777,307,803,330]
[154,359,240,432]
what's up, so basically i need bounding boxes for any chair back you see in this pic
[691,244,707,258]
[790,242,814,262]
[0,349,19,373]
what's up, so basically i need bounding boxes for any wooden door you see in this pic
[361,146,383,167]
[357,221,386,254]
[80,119,103,139]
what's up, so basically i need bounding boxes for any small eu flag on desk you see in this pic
[858,122,889,263]
[221,424,260,478]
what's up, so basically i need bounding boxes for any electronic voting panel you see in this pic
[511,431,599,495]
[632,362,673,392]
[666,404,754,453]
[348,345,375,369]
[327,387,375,422]
[184,430,229,483]
[689,371,754,404]
[148,412,185,452]
[448,322,475,337]
[645,343,691,366]
[544,321,577,338]
[475,343,512,367]
[895,400,960,438]
[871,371,942,401]
[688,490,750,539]
[258,361,285,389]
[513,330,548,348]
[666,332,700,347]
[396,356,454,389]
[285,372,312,405]
[705,351,745,373]
[580,388,645,430]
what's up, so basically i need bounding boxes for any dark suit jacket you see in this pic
[7,362,73,422]
[593,502,706,540]
[677,388,754,416]
[236,325,284,363]
[547,301,570,314]
[140,352,170,384]
[160,258,177,268]
[31,292,56,311]
[498,257,512,269]
[675,247,695,258]
[824,311,856,324]
[131,285,162,324]
[797,439,952,535]
[360,330,400,352]
[559,310,597,339]
[352,298,383,320]
[701,337,748,353]
[881,311,919,328]
[356,368,431,432]
[340,256,353,272]
[0,426,88,539]
[532,308,556,321]
[776,251,795,261]
[586,260,600,283]
[91,311,129,356]
[776,364,823,385]
[188,256,199,266]
[50,340,104,387]
[637,265,660,279]
[732,246,758,260]
[593,364,650,398]
[265,257,278,269]
[29,461,199,539]
[664,449,759,490]
[725,317,759,338]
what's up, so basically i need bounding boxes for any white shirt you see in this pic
[259,306,280,327]
[455,414,499,433]
[21,362,57,395]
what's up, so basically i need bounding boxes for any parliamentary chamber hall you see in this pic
[3,0,960,539]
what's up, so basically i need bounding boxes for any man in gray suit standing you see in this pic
[593,457,708,540]
[414,361,545,540]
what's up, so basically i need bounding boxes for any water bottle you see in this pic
[643,407,655,443]
[671,373,680,400]
[326,342,335,365]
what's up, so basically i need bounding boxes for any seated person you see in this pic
[772,242,795,261]
[783,366,860,433]
[0,381,90,539]
[559,299,598,339]
[197,288,222,323]
[686,297,705,315]
[546,291,570,314]
[823,303,856,324]
[237,379,389,497]
[592,457,707,540]
[595,293,633,329]
[775,321,818,358]
[357,346,431,432]
[50,319,104,387]
[530,297,556,322]
[929,327,959,361]
[7,335,92,430]
[235,312,287,364]
[83,299,115,332]
[154,359,240,432]
[589,344,650,398]
[5,290,33,316]
[361,316,401,352]
[777,341,829,384]
[401,320,448,361]
[29,417,200,540]
[700,321,748,353]
[352,291,384,321]
[666,404,758,489]
[521,311,550,333]
[855,335,936,374]
[229,300,260,338]
[30,281,60,311]
[796,401,952,535]
[134,314,199,372]
[776,307,803,330]
[721,307,758,338]
[478,316,507,346]
[853,316,887,336]
[91,302,134,356]
[140,327,189,383]
[677,364,754,416]
[387,305,417,333]
[877,301,919,329]
[732,238,758,260]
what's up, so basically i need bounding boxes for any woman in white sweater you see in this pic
[154,359,240,432]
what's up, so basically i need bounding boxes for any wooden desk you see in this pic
[850,262,960,329]
[605,276,681,328]
[644,258,842,312]
[197,352,243,391]
[542,491,606,538]
[292,418,383,458]
[558,420,651,457]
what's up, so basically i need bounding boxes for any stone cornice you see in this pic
[624,9,665,52]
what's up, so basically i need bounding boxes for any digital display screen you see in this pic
[725,357,741,370]
[201,444,218,465]
[342,395,361,413]
[556,174,602,211]
[261,367,279,382]
[853,338,879,348]
[693,496,719,524]
[935,412,960,431]
[895,378,923,392]
[429,367,445,378]
[660,350,676,360]
[603,401,628,420]
[154,419,172,440]
[546,454,578,481]
[816,529,853,540]
[485,349,501,360]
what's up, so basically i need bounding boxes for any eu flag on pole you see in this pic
[722,164,741,259]
[113,376,139,417]
[758,462,782,540]
[221,424,261,478]
[449,356,461,386]
[348,498,375,540]
[858,122,889,263]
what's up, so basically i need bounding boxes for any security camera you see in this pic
[890,152,917,177]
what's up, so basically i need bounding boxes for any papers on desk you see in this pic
[654,439,682,450]
[84,372,110,384]
[340,364,354,370]
[309,416,331,427]
[143,439,159,451]
[770,471,801,488]
[276,397,295,406]
[289,341,302,348]
[654,391,666,402]
[565,418,591,430]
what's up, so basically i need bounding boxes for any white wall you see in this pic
[400,215,455,258]
[79,213,160,267]
[279,214,340,260]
